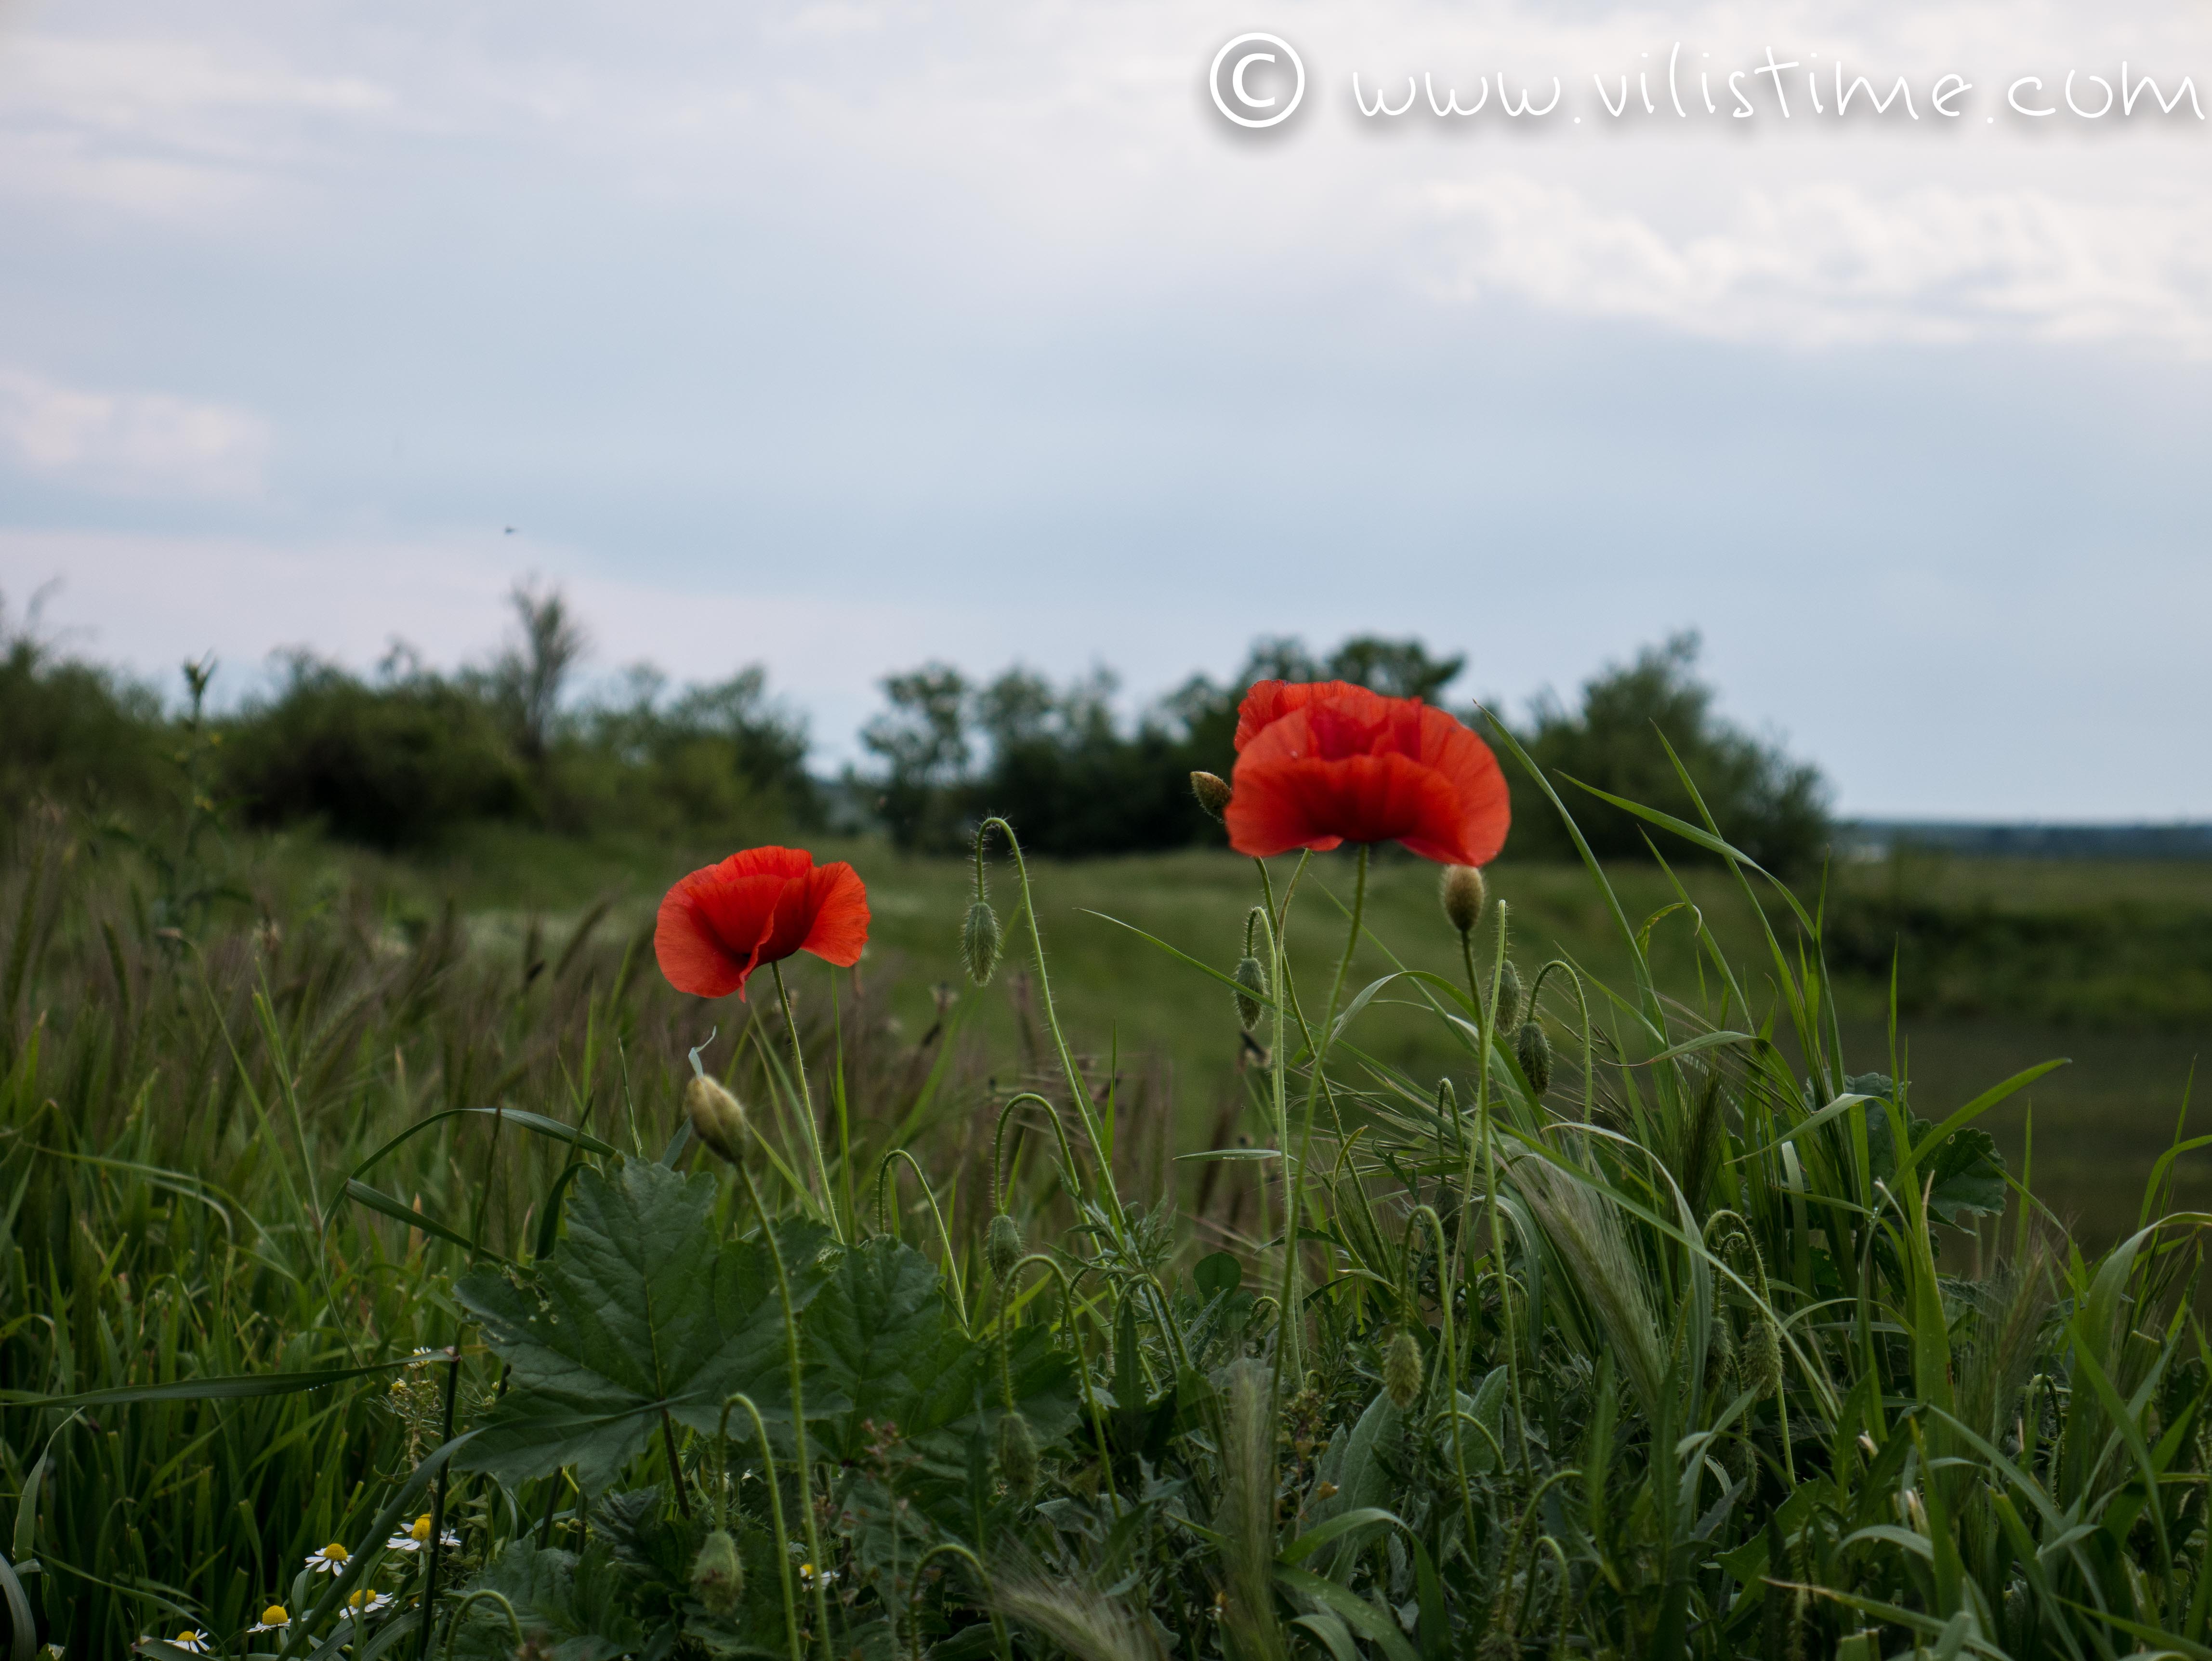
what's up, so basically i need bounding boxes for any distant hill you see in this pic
[1841,821,2212,860]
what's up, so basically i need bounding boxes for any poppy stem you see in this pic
[1277,844,1368,1384]
[771,961,843,1243]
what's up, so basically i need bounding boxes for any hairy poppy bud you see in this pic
[1233,954,1268,1030]
[996,1411,1040,1498]
[684,1074,748,1164]
[1741,1315,1782,1398]
[1705,1312,1736,1393]
[1492,961,1523,1033]
[690,1528,744,1616]
[1439,864,1487,935]
[962,899,1001,986]
[987,1212,1024,1279]
[1383,1330,1425,1411]
[1189,770,1233,821]
[1515,1020,1551,1095]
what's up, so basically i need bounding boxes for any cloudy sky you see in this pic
[1,0,2206,817]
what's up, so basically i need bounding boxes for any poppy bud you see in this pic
[1515,1020,1551,1095]
[1233,954,1268,1031]
[690,1528,744,1616]
[996,1411,1040,1498]
[1383,1329,1425,1411]
[1705,1312,1736,1394]
[1189,770,1233,821]
[1439,864,1487,936]
[987,1212,1024,1279]
[1741,1315,1783,1398]
[962,898,1001,986]
[684,1074,748,1164]
[1492,961,1523,1032]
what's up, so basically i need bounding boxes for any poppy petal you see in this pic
[798,861,870,966]
[1233,679,1393,751]
[1224,694,1509,866]
[655,847,830,1001]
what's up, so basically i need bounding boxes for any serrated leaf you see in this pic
[1855,1075,2008,1227]
[808,1236,1080,1460]
[444,1539,642,1661]
[455,1160,831,1490]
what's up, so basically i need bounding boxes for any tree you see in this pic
[1499,632,1830,872]
[860,664,972,849]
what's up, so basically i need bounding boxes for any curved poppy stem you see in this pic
[975,817,1127,1240]
[1461,898,1531,1480]
[734,1158,835,1661]
[771,960,843,1244]
[718,1391,802,1661]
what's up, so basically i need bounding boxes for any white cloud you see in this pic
[1408,175,2212,352]
[0,368,271,497]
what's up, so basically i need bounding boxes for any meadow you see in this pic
[304,825,2212,1247]
[5,779,2208,1658]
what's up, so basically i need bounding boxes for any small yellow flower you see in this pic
[247,1606,289,1634]
[343,1589,395,1619]
[304,1542,351,1574]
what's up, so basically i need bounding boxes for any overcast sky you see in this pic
[1,0,2207,817]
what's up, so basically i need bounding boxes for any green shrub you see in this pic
[220,653,533,848]
[0,593,169,822]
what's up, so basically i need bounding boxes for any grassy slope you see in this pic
[291,826,2211,1245]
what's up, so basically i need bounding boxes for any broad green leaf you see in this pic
[455,1159,831,1490]
[810,1236,1080,1461]
[444,1539,643,1661]
[1855,1074,2008,1226]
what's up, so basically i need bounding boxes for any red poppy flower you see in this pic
[655,846,869,1001]
[1224,681,1510,867]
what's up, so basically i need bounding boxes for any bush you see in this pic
[220,653,533,848]
[0,593,169,821]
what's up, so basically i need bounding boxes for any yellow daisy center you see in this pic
[262,1605,288,1624]
[411,1514,434,1541]
[320,1543,348,1562]
[176,1633,202,1644]
[347,1590,371,1609]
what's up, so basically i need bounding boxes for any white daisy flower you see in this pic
[342,1590,395,1620]
[798,1562,839,1586]
[303,1542,352,1574]
[245,1605,289,1635]
[384,1512,459,1553]
[147,1633,211,1655]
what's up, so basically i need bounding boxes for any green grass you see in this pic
[279,824,2208,1248]
[5,810,2210,1658]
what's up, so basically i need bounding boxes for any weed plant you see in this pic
[4,747,2209,1661]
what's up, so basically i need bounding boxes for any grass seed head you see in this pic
[962,898,1002,985]
[1440,863,1487,935]
[690,1528,744,1616]
[1190,770,1233,821]
[683,1074,749,1164]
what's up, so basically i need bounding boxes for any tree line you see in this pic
[1,586,1829,870]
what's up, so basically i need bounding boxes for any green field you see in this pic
[8,812,2212,1655]
[272,827,2209,1247]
